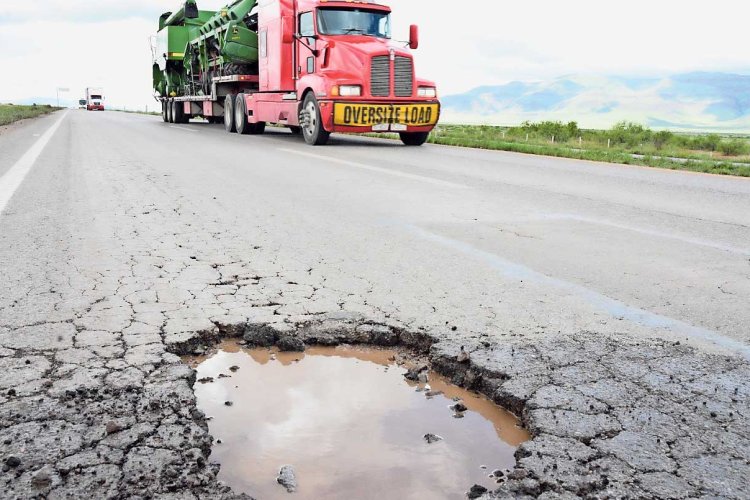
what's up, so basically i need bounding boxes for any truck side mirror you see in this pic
[409,24,419,49]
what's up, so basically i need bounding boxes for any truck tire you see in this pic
[166,100,174,123]
[234,94,250,135]
[399,132,430,146]
[224,95,236,133]
[235,94,266,135]
[173,101,187,124]
[161,101,168,122]
[300,93,330,146]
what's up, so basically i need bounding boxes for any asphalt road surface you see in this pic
[1,110,749,499]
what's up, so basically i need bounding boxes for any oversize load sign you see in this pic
[334,103,439,127]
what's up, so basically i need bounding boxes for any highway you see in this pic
[1,110,749,498]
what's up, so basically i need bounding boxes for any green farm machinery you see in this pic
[152,0,259,98]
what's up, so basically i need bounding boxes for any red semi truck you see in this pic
[86,87,105,111]
[155,0,439,146]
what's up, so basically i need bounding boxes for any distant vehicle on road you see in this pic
[86,88,105,111]
[78,99,87,109]
[152,0,440,146]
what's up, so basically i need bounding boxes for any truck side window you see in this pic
[299,12,314,37]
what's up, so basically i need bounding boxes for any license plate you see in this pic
[334,103,439,127]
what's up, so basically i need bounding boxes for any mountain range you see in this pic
[440,72,750,132]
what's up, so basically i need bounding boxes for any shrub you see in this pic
[608,121,652,147]
[718,139,750,156]
[516,121,581,142]
[652,130,674,150]
[695,134,721,151]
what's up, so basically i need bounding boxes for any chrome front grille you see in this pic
[370,56,390,97]
[394,56,413,97]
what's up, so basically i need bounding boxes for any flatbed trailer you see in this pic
[161,75,260,124]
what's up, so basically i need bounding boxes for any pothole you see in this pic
[184,339,530,499]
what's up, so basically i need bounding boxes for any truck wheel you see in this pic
[235,94,265,135]
[288,126,301,135]
[399,132,430,146]
[300,93,330,146]
[224,95,236,133]
[161,101,168,122]
[235,94,250,135]
[166,100,174,123]
[173,101,186,124]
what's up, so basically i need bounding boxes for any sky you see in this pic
[1,0,748,110]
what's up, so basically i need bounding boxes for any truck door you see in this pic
[297,11,317,79]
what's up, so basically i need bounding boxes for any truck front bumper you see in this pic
[319,100,440,134]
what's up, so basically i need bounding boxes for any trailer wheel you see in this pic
[399,132,430,146]
[161,101,168,123]
[224,95,236,133]
[300,93,330,146]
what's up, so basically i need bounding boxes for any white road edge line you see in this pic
[278,147,467,189]
[168,125,198,132]
[0,111,67,215]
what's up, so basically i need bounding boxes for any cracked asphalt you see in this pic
[1,110,749,499]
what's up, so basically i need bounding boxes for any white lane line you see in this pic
[401,222,750,360]
[278,148,467,189]
[0,112,67,215]
[168,125,198,132]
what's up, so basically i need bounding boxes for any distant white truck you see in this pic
[85,88,104,111]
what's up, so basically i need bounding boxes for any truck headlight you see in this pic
[418,87,437,98]
[337,85,362,97]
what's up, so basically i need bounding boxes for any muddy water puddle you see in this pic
[186,340,529,499]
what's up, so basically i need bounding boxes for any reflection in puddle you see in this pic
[186,340,529,499]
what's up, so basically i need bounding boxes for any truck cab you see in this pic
[86,88,105,111]
[235,0,439,145]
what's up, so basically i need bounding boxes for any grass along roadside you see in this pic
[428,133,750,176]
[0,104,62,126]
[371,122,750,177]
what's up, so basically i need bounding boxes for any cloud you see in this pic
[0,0,175,24]
[1,0,749,110]
[0,18,157,110]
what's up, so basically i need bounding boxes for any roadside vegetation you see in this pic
[422,121,750,177]
[0,103,62,126]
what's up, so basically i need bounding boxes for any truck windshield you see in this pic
[91,95,102,100]
[317,9,391,38]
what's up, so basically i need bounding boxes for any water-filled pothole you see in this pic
[185,340,529,499]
